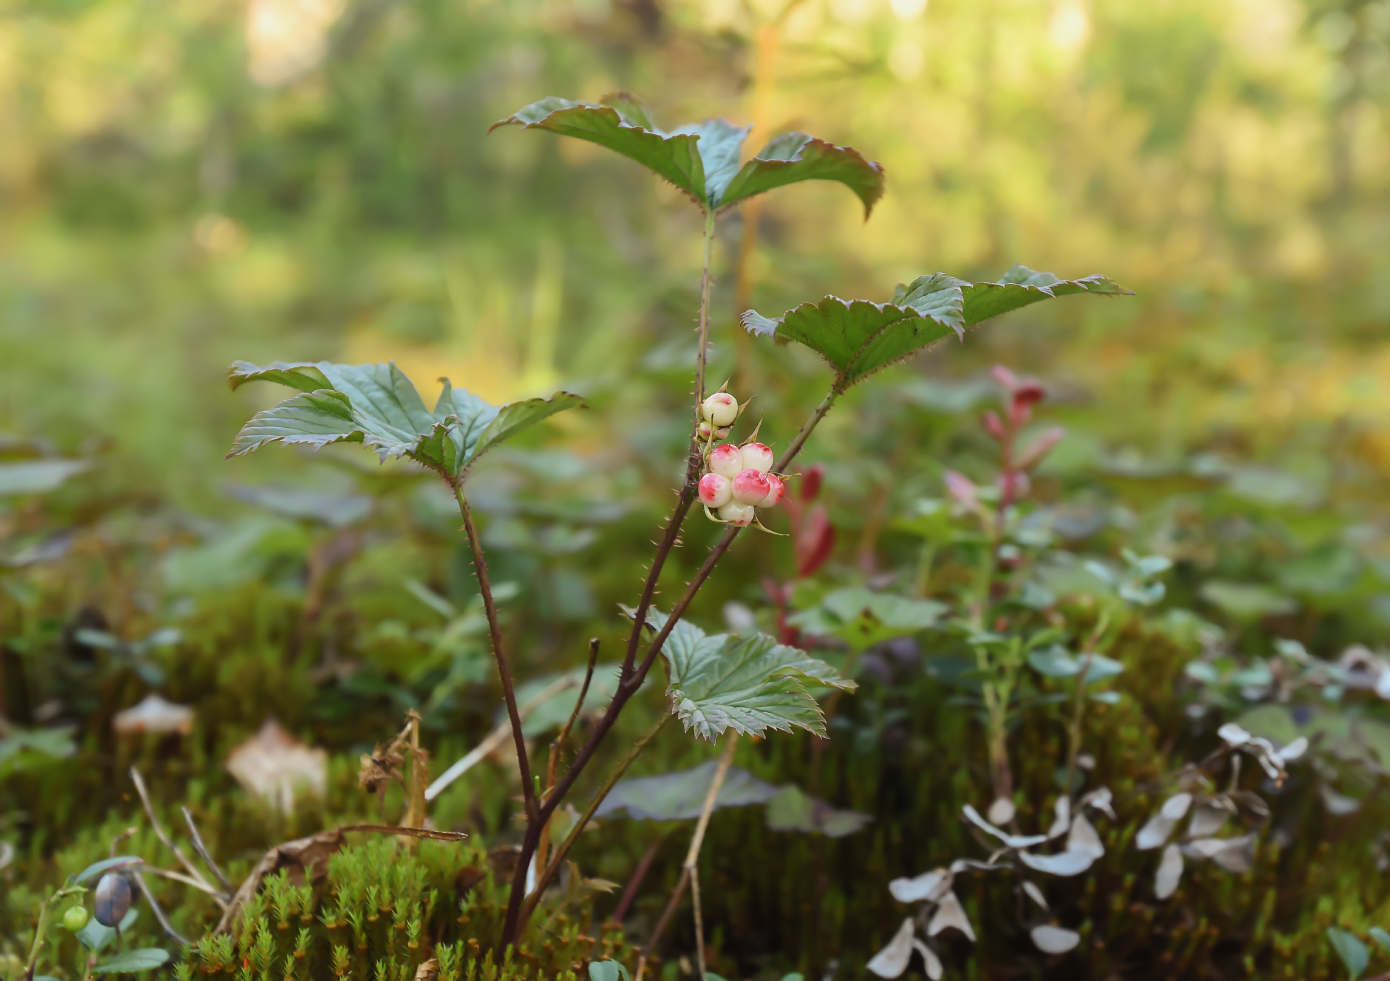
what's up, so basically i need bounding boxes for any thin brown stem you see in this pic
[180,807,233,895]
[538,639,601,876]
[129,768,223,900]
[611,833,666,923]
[635,866,689,981]
[454,487,536,824]
[519,715,671,929]
[130,869,191,944]
[501,379,839,949]
[1063,614,1110,797]
[635,734,739,981]
[687,733,737,979]
[551,638,600,786]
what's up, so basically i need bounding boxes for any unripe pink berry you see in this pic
[732,469,772,506]
[740,442,773,474]
[758,473,785,508]
[698,473,732,508]
[701,393,738,427]
[708,443,743,480]
[698,421,731,440]
[718,501,756,526]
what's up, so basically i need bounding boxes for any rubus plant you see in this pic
[225,89,1126,952]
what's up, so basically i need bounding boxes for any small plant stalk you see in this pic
[519,715,671,928]
[1063,614,1111,797]
[634,732,739,981]
[454,486,537,825]
[496,218,846,948]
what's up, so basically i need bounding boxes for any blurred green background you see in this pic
[6,0,1390,492]
[4,0,1390,976]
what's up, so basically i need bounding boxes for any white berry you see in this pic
[708,443,743,480]
[702,393,738,427]
[718,501,756,526]
[732,469,772,506]
[698,473,732,508]
[740,442,773,474]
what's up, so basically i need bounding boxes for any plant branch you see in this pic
[129,768,224,901]
[519,715,671,929]
[612,833,666,923]
[635,733,739,981]
[130,868,191,944]
[618,209,718,682]
[501,377,838,948]
[454,486,536,825]
[537,639,601,875]
[1063,614,1111,798]
[180,807,233,895]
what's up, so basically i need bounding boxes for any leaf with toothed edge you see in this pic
[227,361,583,481]
[491,94,885,214]
[719,130,885,217]
[624,607,854,741]
[743,266,1130,389]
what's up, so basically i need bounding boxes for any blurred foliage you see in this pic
[4,0,1390,977]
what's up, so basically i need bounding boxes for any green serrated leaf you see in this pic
[659,615,854,741]
[961,265,1130,325]
[1327,927,1369,980]
[671,118,750,206]
[490,98,706,204]
[91,948,169,974]
[227,361,582,482]
[491,96,884,214]
[229,362,434,461]
[745,267,1129,389]
[719,131,886,217]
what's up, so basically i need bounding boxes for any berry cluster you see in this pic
[697,391,787,529]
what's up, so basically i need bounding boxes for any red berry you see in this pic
[698,473,732,508]
[732,469,771,506]
[758,473,785,508]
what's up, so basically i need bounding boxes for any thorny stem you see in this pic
[537,639,600,877]
[454,486,536,826]
[519,716,672,927]
[1063,614,1111,798]
[497,247,842,948]
[501,211,721,947]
